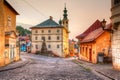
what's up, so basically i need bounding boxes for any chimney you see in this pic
[50,16,53,20]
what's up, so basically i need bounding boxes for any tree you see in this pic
[16,26,31,36]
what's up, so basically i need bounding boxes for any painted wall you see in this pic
[31,28,64,57]
[0,0,19,67]
[62,28,69,57]
[4,1,16,32]
[79,31,111,63]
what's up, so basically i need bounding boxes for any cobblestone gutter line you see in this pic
[95,70,116,80]
[72,60,91,71]
[73,59,116,80]
[0,60,29,72]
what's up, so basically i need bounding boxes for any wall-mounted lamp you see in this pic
[101,19,113,33]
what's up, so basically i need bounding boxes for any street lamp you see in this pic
[101,19,113,33]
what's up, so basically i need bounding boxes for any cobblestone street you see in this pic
[0,53,103,80]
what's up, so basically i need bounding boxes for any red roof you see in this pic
[81,23,112,43]
[76,20,102,39]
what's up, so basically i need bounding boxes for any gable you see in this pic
[4,0,19,15]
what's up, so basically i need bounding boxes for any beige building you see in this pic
[111,0,120,70]
[0,0,20,66]
[30,7,69,57]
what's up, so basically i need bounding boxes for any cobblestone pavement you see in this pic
[75,59,120,80]
[0,53,103,80]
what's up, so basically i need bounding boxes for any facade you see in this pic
[30,7,69,57]
[69,39,79,57]
[76,20,112,63]
[111,0,120,70]
[19,35,31,52]
[0,0,20,66]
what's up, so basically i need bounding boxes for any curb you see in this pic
[95,70,115,80]
[0,59,29,72]
[73,59,116,80]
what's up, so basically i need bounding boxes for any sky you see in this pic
[7,0,111,40]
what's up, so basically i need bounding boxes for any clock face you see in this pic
[8,16,12,27]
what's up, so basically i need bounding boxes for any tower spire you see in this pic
[63,3,68,19]
[65,3,66,9]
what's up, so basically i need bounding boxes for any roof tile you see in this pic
[81,23,112,43]
[34,17,60,28]
[76,20,102,39]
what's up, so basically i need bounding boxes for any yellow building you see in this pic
[0,0,20,66]
[30,6,69,57]
[76,20,112,63]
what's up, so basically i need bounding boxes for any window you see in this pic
[114,0,120,5]
[86,47,87,57]
[66,21,68,24]
[57,36,60,40]
[57,45,60,48]
[41,30,44,33]
[48,30,51,33]
[8,16,12,27]
[35,36,38,40]
[57,29,60,33]
[41,36,45,41]
[83,47,84,53]
[35,30,38,33]
[35,45,38,49]
[48,36,51,40]
[48,45,51,48]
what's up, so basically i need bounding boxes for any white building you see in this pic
[30,7,69,57]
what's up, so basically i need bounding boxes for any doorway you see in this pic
[89,49,92,62]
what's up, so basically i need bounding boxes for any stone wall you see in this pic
[111,0,120,70]
[112,25,120,70]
